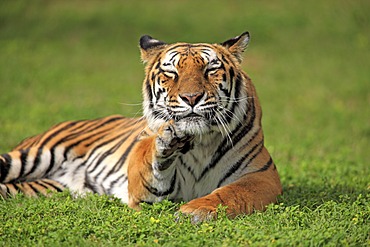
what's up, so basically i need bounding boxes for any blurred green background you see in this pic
[0,0,369,245]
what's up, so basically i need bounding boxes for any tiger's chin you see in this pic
[176,117,211,136]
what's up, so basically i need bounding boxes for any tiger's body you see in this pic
[0,32,282,223]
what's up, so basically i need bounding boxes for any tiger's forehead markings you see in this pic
[162,44,218,68]
[198,48,218,63]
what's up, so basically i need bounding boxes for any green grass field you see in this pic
[0,0,369,246]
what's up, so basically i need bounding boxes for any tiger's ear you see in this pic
[221,31,250,63]
[139,35,167,63]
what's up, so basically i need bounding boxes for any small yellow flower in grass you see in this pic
[153,239,159,244]
[150,217,160,224]
[352,217,358,224]
[133,211,141,217]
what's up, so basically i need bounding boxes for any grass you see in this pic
[0,0,369,246]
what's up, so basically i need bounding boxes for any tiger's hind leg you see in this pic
[0,148,68,198]
[0,179,65,198]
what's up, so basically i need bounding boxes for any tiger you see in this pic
[0,31,282,223]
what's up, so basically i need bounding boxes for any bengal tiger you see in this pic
[0,32,282,223]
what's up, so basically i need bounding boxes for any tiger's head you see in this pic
[140,32,255,136]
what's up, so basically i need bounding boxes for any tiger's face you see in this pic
[140,32,251,136]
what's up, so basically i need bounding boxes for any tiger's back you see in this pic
[0,32,282,223]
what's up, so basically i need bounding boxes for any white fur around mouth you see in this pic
[176,117,211,135]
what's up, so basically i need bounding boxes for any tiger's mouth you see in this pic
[182,113,202,119]
[174,112,208,122]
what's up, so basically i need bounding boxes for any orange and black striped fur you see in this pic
[0,32,282,223]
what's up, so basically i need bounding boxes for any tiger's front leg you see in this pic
[127,120,193,210]
[179,151,282,223]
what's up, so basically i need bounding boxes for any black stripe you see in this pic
[78,126,133,173]
[156,76,161,86]
[86,120,143,176]
[63,116,124,146]
[5,185,11,196]
[222,73,227,82]
[85,160,108,194]
[215,192,226,204]
[169,105,186,110]
[155,61,161,69]
[195,56,204,65]
[84,175,98,193]
[155,88,165,102]
[107,174,127,194]
[35,145,57,178]
[221,54,230,65]
[19,149,29,179]
[22,147,43,178]
[217,140,263,187]
[172,178,181,201]
[38,121,82,147]
[177,168,187,185]
[0,154,12,183]
[218,83,230,98]
[254,158,273,173]
[222,71,242,124]
[169,52,178,62]
[154,157,176,174]
[57,120,94,139]
[240,145,265,173]
[178,157,197,180]
[33,180,49,190]
[106,138,138,177]
[229,67,235,94]
[45,150,56,177]
[145,79,153,109]
[88,135,131,175]
[14,183,24,193]
[68,116,123,139]
[233,73,242,101]
[81,119,142,179]
[143,171,177,197]
[200,49,211,56]
[231,98,255,144]
[89,136,134,183]
[27,182,39,194]
[37,180,64,192]
[227,73,243,117]
[62,126,115,161]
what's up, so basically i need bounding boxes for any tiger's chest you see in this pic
[170,134,231,201]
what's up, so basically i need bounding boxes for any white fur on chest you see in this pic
[173,134,227,201]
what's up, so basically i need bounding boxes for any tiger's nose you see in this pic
[179,92,204,106]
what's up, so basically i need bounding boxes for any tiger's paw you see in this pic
[176,202,218,224]
[155,120,194,159]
